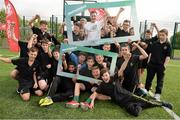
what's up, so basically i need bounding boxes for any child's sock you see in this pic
[73,96,79,102]
[85,98,92,103]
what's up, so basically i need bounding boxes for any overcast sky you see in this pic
[0,0,180,22]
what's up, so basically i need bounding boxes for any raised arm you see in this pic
[10,23,18,42]
[62,53,68,71]
[150,23,159,34]
[118,54,130,77]
[29,14,40,28]
[132,42,148,60]
[114,8,124,24]
[27,34,38,49]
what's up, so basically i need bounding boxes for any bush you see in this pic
[170,31,180,49]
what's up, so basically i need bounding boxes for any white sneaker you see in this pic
[154,94,161,101]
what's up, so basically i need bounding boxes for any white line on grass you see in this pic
[149,92,180,120]
[162,107,180,120]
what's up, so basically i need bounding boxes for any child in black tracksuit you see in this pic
[79,58,173,116]
[145,29,171,101]
[39,48,76,106]
[0,47,43,101]
[36,39,52,91]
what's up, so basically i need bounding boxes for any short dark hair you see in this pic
[120,43,130,50]
[68,62,76,67]
[87,56,94,61]
[78,52,87,57]
[28,47,39,53]
[100,68,109,76]
[123,19,130,24]
[92,66,100,71]
[52,47,59,53]
[41,39,49,44]
[103,42,110,46]
[145,29,152,34]
[74,22,81,28]
[40,20,48,25]
[90,11,97,15]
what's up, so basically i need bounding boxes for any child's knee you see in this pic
[35,90,43,96]
[21,93,30,101]
[38,80,47,90]
[10,70,18,79]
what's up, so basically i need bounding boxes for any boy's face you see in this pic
[129,28,134,35]
[80,19,86,26]
[104,25,111,33]
[32,38,38,45]
[92,68,100,79]
[158,32,167,41]
[103,44,111,51]
[102,72,110,83]
[101,29,105,37]
[87,59,94,68]
[122,22,130,32]
[121,46,130,56]
[28,51,38,60]
[78,55,86,64]
[90,13,97,23]
[145,32,152,39]
[40,24,48,33]
[41,43,49,52]
[53,51,59,61]
[73,25,80,34]
[95,55,104,64]
[68,65,75,72]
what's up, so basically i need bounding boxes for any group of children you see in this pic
[0,8,173,117]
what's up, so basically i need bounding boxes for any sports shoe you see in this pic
[154,94,161,101]
[126,103,142,116]
[148,90,154,97]
[80,102,90,111]
[16,88,20,94]
[39,97,49,105]
[162,102,173,110]
[40,98,53,107]
[65,101,79,108]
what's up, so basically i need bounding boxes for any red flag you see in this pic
[4,0,19,52]
[88,8,106,21]
[0,23,6,30]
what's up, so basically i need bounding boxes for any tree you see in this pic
[170,31,180,49]
[0,9,6,46]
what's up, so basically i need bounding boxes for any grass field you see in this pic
[0,49,180,119]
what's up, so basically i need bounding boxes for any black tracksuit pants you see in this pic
[145,63,165,94]
[47,76,74,102]
[114,86,162,116]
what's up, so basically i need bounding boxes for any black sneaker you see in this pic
[16,88,20,94]
[126,103,142,117]
[162,102,173,110]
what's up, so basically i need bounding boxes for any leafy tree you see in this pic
[170,31,180,49]
[0,9,6,39]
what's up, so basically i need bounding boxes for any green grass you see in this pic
[0,48,180,119]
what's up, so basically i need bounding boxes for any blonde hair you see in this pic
[159,29,168,36]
